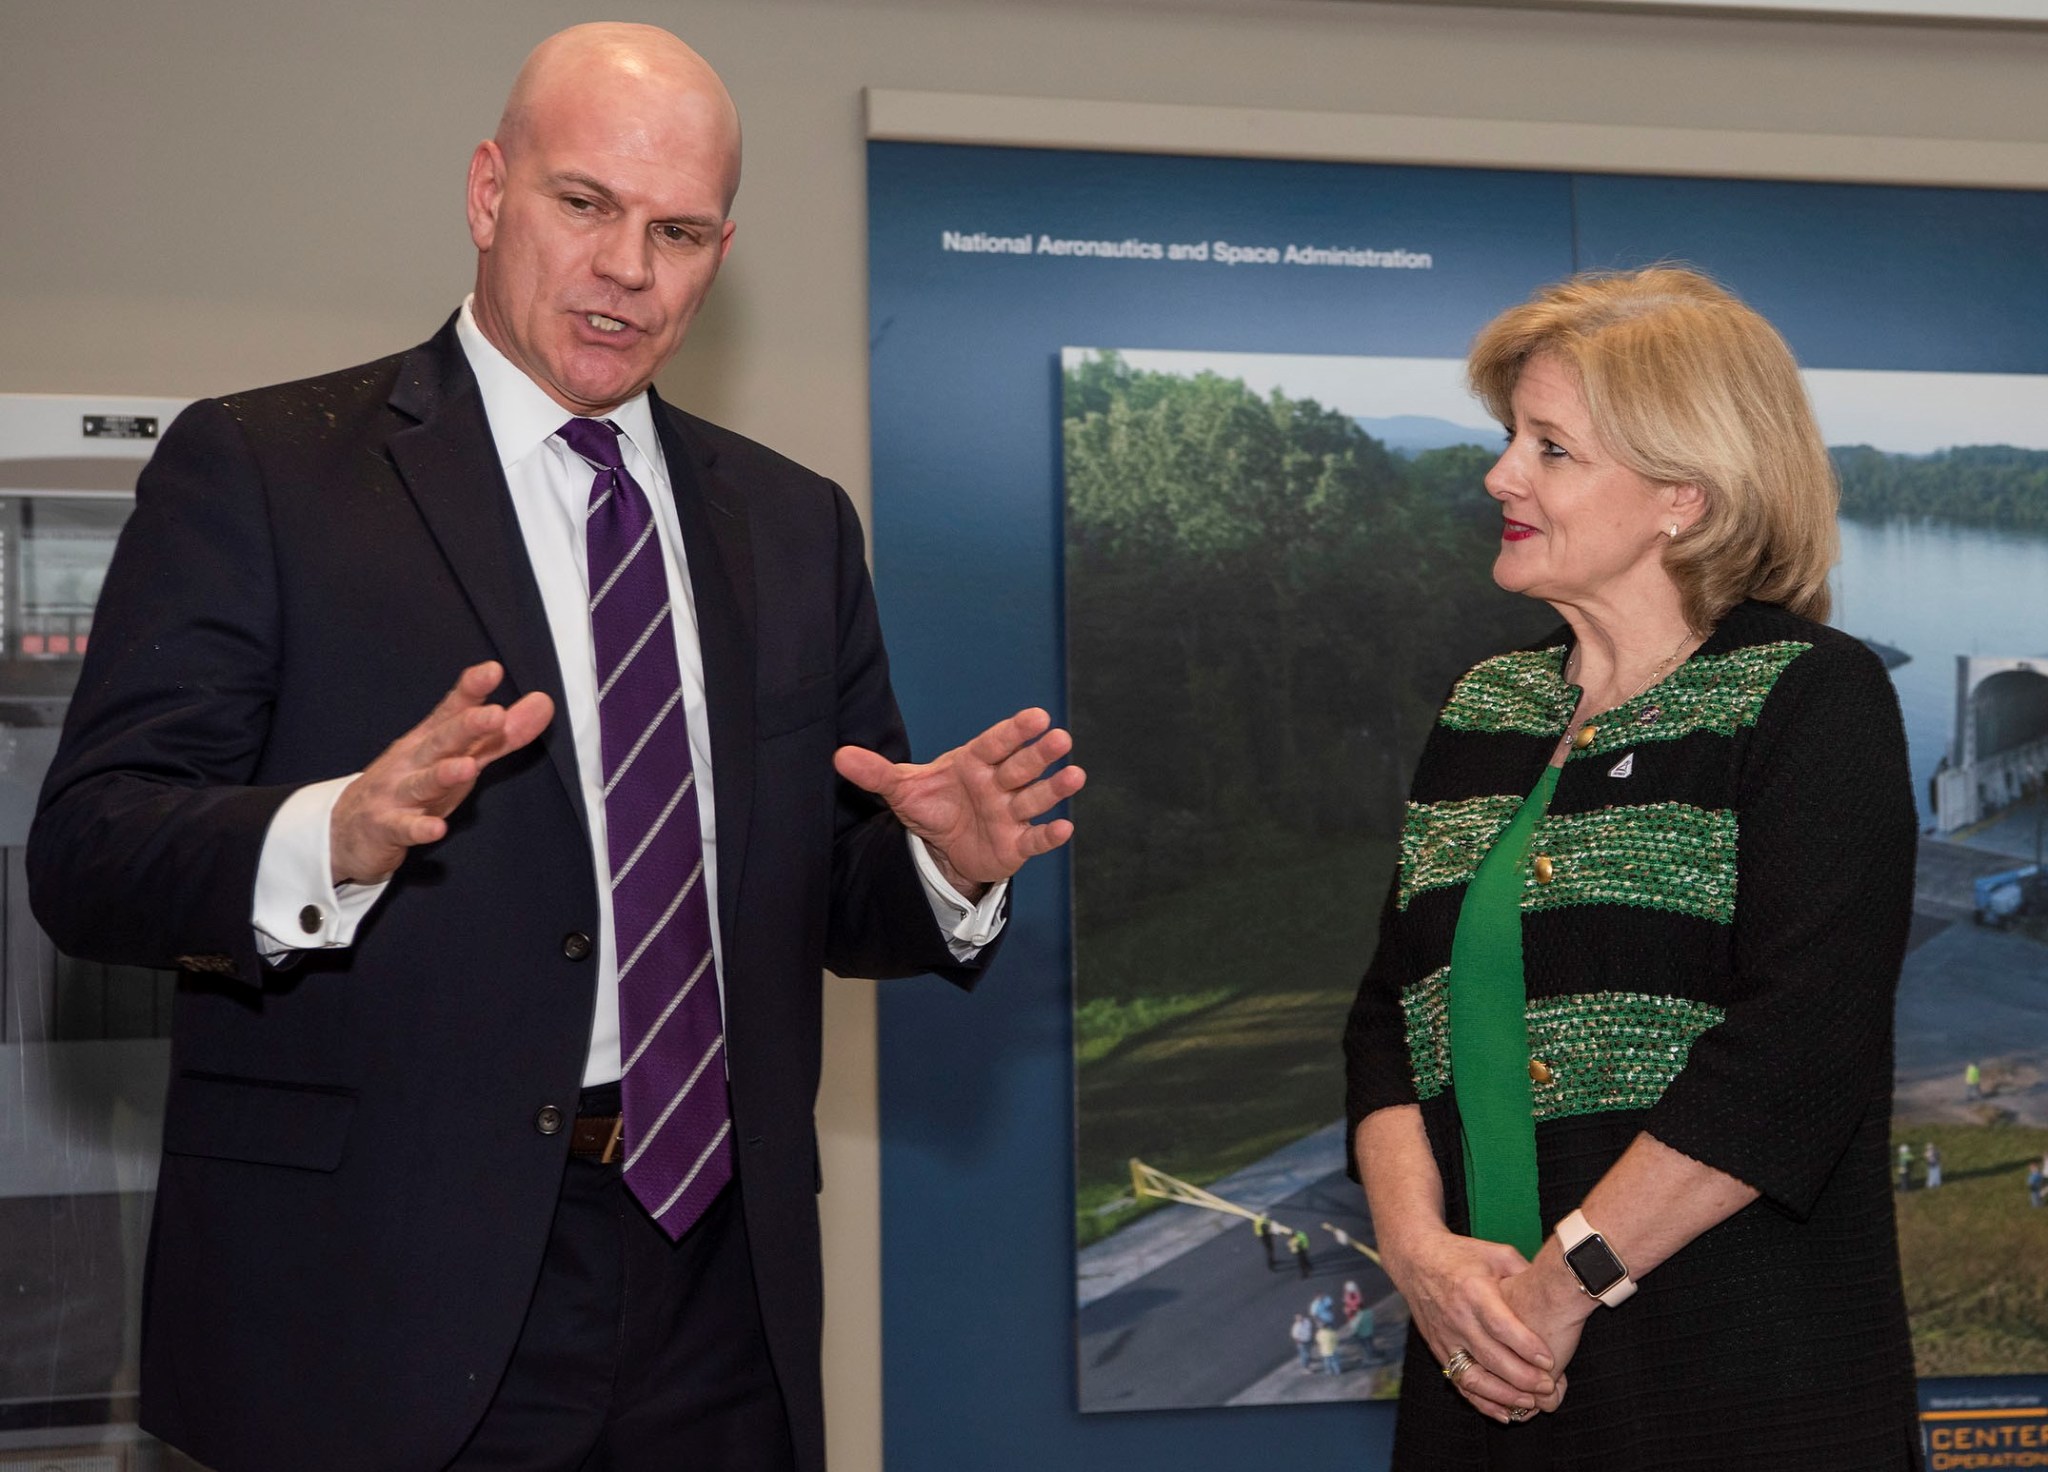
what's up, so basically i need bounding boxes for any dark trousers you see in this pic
[446,1088,795,1472]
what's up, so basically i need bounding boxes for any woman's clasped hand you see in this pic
[1382,1224,1570,1423]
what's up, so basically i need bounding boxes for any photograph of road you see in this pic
[1064,346,2048,1411]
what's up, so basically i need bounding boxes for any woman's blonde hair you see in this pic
[1467,266,1836,630]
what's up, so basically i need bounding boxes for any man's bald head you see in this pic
[497,23,742,212]
[466,23,743,416]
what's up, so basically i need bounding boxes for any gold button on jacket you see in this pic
[1533,855,1555,884]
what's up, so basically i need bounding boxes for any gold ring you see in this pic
[1442,1348,1476,1383]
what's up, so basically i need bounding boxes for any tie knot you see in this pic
[560,416,627,471]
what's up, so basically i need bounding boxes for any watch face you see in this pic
[1565,1234,1627,1297]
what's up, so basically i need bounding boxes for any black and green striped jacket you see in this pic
[1344,599,1924,1468]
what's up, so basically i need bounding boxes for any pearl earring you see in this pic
[1666,524,1679,538]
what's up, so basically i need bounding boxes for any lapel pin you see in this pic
[1608,752,1635,779]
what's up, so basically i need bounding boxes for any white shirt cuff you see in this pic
[252,774,390,960]
[908,833,1008,961]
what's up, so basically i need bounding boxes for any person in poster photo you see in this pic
[1343,268,1920,1467]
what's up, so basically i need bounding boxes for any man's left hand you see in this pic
[833,707,1084,900]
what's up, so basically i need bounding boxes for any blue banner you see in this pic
[869,138,2048,1471]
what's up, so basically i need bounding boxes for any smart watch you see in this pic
[1556,1209,1637,1307]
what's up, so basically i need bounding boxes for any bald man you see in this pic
[29,24,1078,1472]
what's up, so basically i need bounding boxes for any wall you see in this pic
[4,1,2045,1467]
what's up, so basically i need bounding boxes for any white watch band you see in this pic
[1557,1208,1637,1307]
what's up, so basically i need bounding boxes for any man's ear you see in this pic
[466,140,506,252]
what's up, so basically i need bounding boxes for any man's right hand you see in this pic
[330,661,555,886]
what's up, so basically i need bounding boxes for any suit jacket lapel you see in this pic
[651,392,757,946]
[386,321,590,838]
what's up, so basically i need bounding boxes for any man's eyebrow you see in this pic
[544,172,723,227]
[546,172,623,207]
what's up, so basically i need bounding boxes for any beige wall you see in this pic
[4,1,2044,1466]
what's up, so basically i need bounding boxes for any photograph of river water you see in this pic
[1836,515,2048,827]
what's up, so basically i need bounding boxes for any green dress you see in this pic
[1447,762,1559,1258]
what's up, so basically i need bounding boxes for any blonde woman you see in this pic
[1343,269,1920,1468]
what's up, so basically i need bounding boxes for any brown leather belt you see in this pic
[570,1114,624,1163]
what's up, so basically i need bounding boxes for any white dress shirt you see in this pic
[251,298,1006,1085]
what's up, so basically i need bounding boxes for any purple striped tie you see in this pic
[560,416,731,1241]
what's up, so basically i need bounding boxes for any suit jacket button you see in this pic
[535,1105,564,1136]
[299,904,324,935]
[562,932,592,961]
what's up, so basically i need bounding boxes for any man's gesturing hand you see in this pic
[330,661,555,886]
[832,708,1084,900]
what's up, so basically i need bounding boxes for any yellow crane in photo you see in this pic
[1127,1157,1381,1265]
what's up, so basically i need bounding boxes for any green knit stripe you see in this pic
[1526,991,1726,1120]
[1400,795,1524,909]
[1523,803,1738,923]
[1401,967,1452,1101]
[1571,642,1810,761]
[1437,647,1576,734]
[1400,972,1724,1120]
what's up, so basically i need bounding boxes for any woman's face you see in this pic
[1484,353,1686,610]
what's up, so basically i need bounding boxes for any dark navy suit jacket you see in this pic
[28,319,980,1472]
